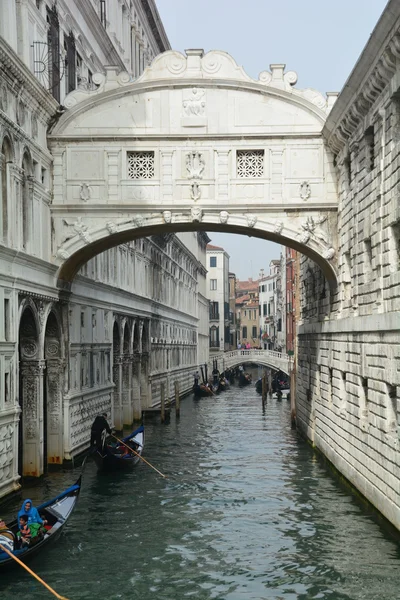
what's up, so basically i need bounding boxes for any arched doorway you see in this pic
[18,305,43,477]
[44,311,63,466]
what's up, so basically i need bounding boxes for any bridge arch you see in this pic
[49,49,339,292]
[209,350,293,377]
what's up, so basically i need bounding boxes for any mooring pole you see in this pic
[262,372,267,407]
[161,382,165,423]
[175,380,180,418]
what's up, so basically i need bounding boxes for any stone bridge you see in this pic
[207,349,293,377]
[49,49,338,292]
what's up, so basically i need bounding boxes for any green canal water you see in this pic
[1,381,400,599]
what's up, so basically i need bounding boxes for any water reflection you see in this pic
[1,375,399,599]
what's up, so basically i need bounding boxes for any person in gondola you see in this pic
[193,370,200,386]
[18,499,47,527]
[90,412,112,447]
[18,515,31,546]
[0,518,16,552]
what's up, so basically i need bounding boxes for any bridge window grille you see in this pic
[237,150,264,178]
[127,151,155,179]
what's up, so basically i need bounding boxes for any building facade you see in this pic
[0,0,208,499]
[206,244,230,352]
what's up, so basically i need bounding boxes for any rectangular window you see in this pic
[46,6,60,102]
[127,151,155,179]
[252,326,257,338]
[210,256,217,267]
[209,301,219,319]
[210,279,217,290]
[237,150,264,178]
[242,326,247,338]
[100,0,107,27]
[263,303,267,316]
[65,32,76,94]
[4,298,9,341]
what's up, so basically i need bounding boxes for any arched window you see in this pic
[1,137,13,243]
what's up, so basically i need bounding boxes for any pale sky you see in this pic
[156,0,388,280]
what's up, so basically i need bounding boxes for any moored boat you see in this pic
[0,477,81,569]
[239,371,252,386]
[193,383,214,397]
[93,424,144,471]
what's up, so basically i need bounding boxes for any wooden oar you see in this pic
[0,543,69,599]
[111,435,167,479]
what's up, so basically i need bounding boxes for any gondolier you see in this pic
[90,412,112,447]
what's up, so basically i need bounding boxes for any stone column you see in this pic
[122,353,133,426]
[20,360,45,477]
[112,355,123,430]
[46,359,64,466]
[140,352,149,408]
[132,352,141,421]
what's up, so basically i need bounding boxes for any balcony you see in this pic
[209,341,220,348]
[209,312,220,321]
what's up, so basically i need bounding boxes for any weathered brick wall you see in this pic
[296,33,400,530]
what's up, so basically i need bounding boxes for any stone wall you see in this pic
[296,1,400,530]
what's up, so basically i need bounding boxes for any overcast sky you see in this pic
[156,0,388,280]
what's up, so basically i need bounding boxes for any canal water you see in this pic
[1,379,400,600]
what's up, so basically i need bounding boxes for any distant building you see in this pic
[235,278,260,347]
[228,272,237,349]
[285,248,297,354]
[206,244,230,352]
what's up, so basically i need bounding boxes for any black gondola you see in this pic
[92,424,144,471]
[0,477,81,569]
[239,371,252,386]
[193,383,214,397]
[255,378,263,393]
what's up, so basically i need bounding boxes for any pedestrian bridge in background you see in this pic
[208,349,294,376]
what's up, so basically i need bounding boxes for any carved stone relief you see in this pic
[0,84,8,112]
[106,221,118,234]
[246,214,257,228]
[191,206,203,222]
[219,210,229,224]
[79,183,92,202]
[162,210,172,224]
[299,181,311,200]
[190,182,201,201]
[274,220,284,234]
[186,151,205,179]
[31,114,38,138]
[62,217,92,245]
[183,88,205,117]
[16,99,26,127]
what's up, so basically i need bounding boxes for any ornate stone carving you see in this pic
[246,214,257,228]
[57,248,70,260]
[191,206,203,222]
[219,210,229,224]
[79,183,91,202]
[299,181,311,200]
[183,88,205,117]
[16,99,26,127]
[297,215,329,246]
[323,248,335,260]
[21,341,38,358]
[162,210,172,224]
[132,215,144,228]
[62,217,92,245]
[106,221,118,234]
[274,220,284,234]
[0,84,8,111]
[31,114,38,138]
[237,150,264,178]
[190,182,201,201]
[186,151,205,179]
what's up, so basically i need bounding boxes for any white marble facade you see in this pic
[0,0,207,498]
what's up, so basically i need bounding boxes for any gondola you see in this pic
[239,371,252,386]
[255,378,263,393]
[93,424,144,471]
[193,383,214,398]
[0,477,81,569]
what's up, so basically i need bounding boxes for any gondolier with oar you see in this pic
[90,412,112,449]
